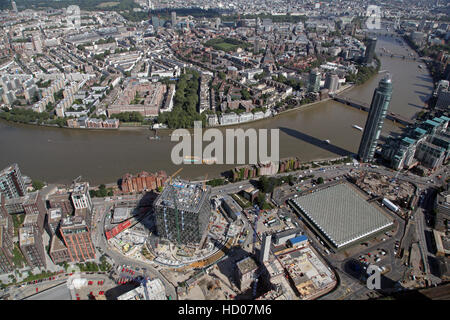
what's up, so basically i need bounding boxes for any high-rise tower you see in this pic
[0,163,27,200]
[364,37,377,64]
[308,68,321,93]
[358,76,393,162]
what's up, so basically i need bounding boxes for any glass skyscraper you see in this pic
[358,76,393,162]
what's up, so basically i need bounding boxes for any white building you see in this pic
[71,182,92,211]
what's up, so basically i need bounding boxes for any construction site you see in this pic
[275,242,337,300]
[153,177,212,245]
[353,171,417,219]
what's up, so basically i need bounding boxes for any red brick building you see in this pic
[121,171,167,193]
[60,216,95,262]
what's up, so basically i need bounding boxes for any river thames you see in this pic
[0,33,434,184]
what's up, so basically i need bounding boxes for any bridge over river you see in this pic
[332,95,415,126]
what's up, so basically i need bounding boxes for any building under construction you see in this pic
[153,179,211,245]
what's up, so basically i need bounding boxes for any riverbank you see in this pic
[0,83,356,134]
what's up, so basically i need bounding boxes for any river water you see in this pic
[0,33,434,185]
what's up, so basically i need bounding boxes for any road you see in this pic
[91,197,178,300]
[88,160,446,301]
[414,189,442,285]
[210,162,446,201]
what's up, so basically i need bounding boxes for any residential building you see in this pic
[19,226,47,268]
[308,68,321,93]
[358,76,393,162]
[48,192,74,216]
[60,216,95,262]
[49,235,71,264]
[0,163,27,200]
[71,182,92,212]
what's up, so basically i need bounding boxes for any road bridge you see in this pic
[333,96,414,126]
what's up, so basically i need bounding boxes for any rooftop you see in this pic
[72,182,89,195]
[48,208,63,222]
[50,234,68,253]
[236,256,258,275]
[19,226,36,246]
[0,163,19,176]
[290,183,393,248]
[113,207,133,222]
[155,179,211,213]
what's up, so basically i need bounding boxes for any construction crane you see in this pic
[72,175,82,185]
[202,173,208,191]
[169,168,183,184]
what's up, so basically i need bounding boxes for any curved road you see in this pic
[91,200,177,300]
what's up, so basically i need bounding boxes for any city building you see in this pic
[48,192,74,216]
[154,179,212,245]
[49,235,71,264]
[71,182,92,212]
[358,76,393,162]
[289,183,394,251]
[0,228,14,274]
[171,11,177,27]
[435,188,450,232]
[22,191,46,231]
[435,87,450,111]
[19,226,47,268]
[4,191,46,222]
[0,208,14,274]
[108,81,166,117]
[308,68,321,93]
[221,195,242,221]
[117,278,167,300]
[277,244,336,299]
[272,228,303,246]
[236,256,258,291]
[121,171,167,193]
[0,163,27,200]
[259,233,272,263]
[60,216,95,262]
[46,208,63,236]
[415,141,446,170]
[364,37,377,64]
[325,72,339,93]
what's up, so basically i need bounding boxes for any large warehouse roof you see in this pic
[290,183,393,249]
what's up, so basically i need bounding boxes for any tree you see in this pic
[32,180,45,190]
[218,71,226,80]
[256,193,266,208]
[317,177,324,184]
[240,88,251,100]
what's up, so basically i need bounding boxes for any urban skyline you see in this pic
[0,0,449,304]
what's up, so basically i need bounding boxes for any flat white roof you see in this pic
[291,183,393,248]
